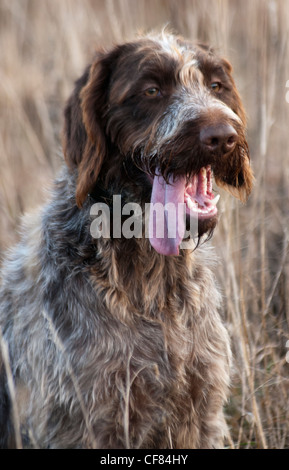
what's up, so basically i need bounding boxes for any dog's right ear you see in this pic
[63,48,120,207]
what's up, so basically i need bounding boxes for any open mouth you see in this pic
[148,165,220,256]
[184,165,220,220]
[147,151,253,256]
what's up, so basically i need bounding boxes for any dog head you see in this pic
[63,31,254,255]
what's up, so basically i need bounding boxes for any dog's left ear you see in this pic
[63,47,120,207]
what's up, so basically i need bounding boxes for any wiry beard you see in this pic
[129,115,252,206]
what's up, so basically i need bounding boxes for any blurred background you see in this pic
[1,0,289,448]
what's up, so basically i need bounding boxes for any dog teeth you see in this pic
[186,194,219,213]
[186,197,198,210]
[211,194,220,206]
[206,166,213,193]
[200,168,207,186]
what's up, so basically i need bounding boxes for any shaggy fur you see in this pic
[0,32,254,449]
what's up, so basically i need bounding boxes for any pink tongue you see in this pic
[149,172,186,256]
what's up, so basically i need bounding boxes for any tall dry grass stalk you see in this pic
[0,0,289,448]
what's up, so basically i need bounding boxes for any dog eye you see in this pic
[144,87,161,97]
[210,82,222,93]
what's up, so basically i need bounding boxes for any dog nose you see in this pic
[200,123,238,154]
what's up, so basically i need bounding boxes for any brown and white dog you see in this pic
[0,31,254,448]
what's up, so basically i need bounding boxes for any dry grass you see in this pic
[1,0,289,448]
